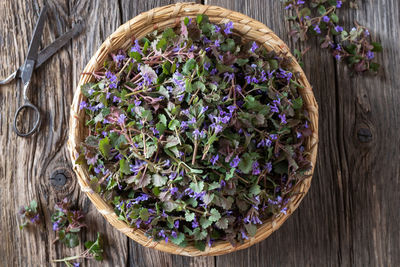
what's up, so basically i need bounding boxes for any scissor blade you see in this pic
[35,20,84,69]
[24,5,48,62]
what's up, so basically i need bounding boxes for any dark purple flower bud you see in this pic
[220,179,226,188]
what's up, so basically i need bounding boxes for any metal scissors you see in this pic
[0,4,84,137]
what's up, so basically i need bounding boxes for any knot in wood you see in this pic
[357,128,373,143]
[50,169,70,187]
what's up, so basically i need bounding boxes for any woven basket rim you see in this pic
[67,2,319,256]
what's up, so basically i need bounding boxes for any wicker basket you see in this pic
[67,2,319,256]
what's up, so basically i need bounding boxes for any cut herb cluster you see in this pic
[77,14,312,250]
[283,0,382,73]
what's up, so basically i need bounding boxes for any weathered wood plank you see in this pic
[335,1,400,266]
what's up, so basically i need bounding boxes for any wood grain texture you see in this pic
[0,0,398,266]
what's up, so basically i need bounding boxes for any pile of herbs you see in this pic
[76,14,312,250]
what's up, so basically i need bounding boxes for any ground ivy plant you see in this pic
[283,0,382,73]
[76,14,312,250]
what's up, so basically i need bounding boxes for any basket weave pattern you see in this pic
[67,3,318,256]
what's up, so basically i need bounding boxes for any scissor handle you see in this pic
[0,70,18,85]
[13,101,41,137]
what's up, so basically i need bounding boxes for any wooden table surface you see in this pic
[0,0,399,266]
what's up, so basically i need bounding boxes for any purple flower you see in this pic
[297,131,302,138]
[52,222,59,231]
[174,220,179,229]
[220,179,226,187]
[270,104,279,113]
[366,50,374,60]
[230,155,240,168]
[169,172,177,180]
[200,106,209,114]
[106,71,117,82]
[323,16,330,23]
[252,161,261,175]
[135,219,142,228]
[335,25,343,32]
[192,218,199,228]
[265,162,272,173]
[314,25,321,34]
[241,230,248,240]
[214,39,221,47]
[88,88,94,95]
[171,231,178,239]
[279,114,287,124]
[118,114,126,125]
[134,99,142,106]
[210,154,219,165]
[336,0,342,8]
[115,54,125,62]
[210,68,218,75]
[224,72,234,82]
[113,96,121,103]
[79,101,87,110]
[245,75,252,84]
[180,121,188,130]
[204,62,211,71]
[364,29,370,36]
[297,0,305,4]
[270,134,278,140]
[115,153,123,160]
[285,4,292,10]
[250,41,258,53]
[94,165,102,174]
[193,129,201,139]
[227,105,237,113]
[131,40,142,54]
[224,21,234,34]
[214,25,221,33]
[335,54,341,60]
[73,263,80,267]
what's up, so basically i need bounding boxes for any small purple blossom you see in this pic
[230,155,240,168]
[118,114,126,125]
[314,25,321,34]
[224,21,234,34]
[174,220,179,229]
[323,16,330,23]
[279,113,287,124]
[366,50,374,60]
[250,41,258,53]
[79,101,87,110]
[214,25,221,33]
[134,99,142,106]
[210,154,219,165]
[131,40,142,54]
[113,96,121,103]
[335,25,344,32]
[265,162,273,173]
[252,161,261,175]
[214,39,221,47]
[336,0,342,8]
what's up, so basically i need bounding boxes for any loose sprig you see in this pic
[77,14,312,250]
[51,198,86,248]
[19,200,40,229]
[52,232,104,267]
[283,0,382,73]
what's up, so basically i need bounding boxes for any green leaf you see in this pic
[162,28,176,39]
[371,42,383,52]
[200,216,213,228]
[369,62,380,72]
[292,97,303,110]
[189,181,204,193]
[209,208,221,222]
[168,119,180,130]
[139,208,150,221]
[29,200,38,211]
[156,38,167,51]
[182,58,197,75]
[141,110,153,121]
[129,51,142,62]
[156,122,166,135]
[162,61,172,75]
[208,181,220,190]
[225,168,235,181]
[184,17,190,26]
[120,158,132,175]
[145,145,157,159]
[196,14,203,24]
[215,217,229,229]
[330,13,339,23]
[65,233,79,248]
[317,5,326,15]
[249,184,261,197]
[220,38,235,52]
[152,174,167,187]
[165,136,180,148]
[194,240,206,251]
[244,223,258,237]
[299,7,311,17]
[81,83,95,97]
[99,137,111,159]
[238,153,253,174]
[171,232,185,245]
[185,211,195,222]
